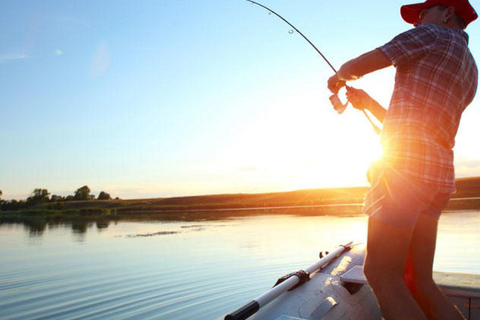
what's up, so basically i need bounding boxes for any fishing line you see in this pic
[245,0,381,135]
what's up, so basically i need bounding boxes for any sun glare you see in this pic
[225,96,383,191]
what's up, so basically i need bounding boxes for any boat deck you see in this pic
[342,266,480,319]
[220,245,480,320]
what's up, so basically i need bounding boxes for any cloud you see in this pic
[0,52,28,63]
[89,43,110,77]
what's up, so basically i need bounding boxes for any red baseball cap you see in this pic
[401,0,478,27]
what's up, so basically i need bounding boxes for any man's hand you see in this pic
[346,87,387,123]
[327,74,346,94]
[346,87,372,110]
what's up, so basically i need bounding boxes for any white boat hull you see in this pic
[247,244,381,320]
[219,243,480,320]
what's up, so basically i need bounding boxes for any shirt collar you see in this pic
[455,29,470,44]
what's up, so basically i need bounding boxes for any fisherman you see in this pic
[328,0,477,319]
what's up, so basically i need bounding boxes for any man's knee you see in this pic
[364,254,405,289]
[363,256,384,289]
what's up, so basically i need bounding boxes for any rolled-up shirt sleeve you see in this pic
[377,25,437,68]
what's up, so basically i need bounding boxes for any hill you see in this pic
[3,176,480,219]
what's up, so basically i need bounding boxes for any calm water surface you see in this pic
[1,210,479,320]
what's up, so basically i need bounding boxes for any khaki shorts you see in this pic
[363,168,451,227]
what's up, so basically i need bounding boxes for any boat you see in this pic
[218,242,480,320]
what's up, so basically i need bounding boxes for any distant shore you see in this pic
[2,176,480,221]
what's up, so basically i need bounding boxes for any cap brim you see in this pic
[401,3,431,24]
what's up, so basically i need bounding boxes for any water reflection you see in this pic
[0,216,116,238]
[23,219,47,237]
[72,221,89,233]
[0,205,363,239]
[96,219,111,229]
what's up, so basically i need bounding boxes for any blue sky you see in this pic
[2,0,480,200]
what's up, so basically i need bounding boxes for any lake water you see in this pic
[1,210,479,320]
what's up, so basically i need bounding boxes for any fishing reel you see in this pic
[329,93,348,114]
[328,86,382,135]
[329,84,353,114]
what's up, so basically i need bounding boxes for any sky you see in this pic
[2,0,480,200]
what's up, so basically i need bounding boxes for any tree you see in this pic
[97,191,112,200]
[50,194,65,202]
[2,199,24,211]
[33,188,50,200]
[26,188,50,206]
[74,185,91,200]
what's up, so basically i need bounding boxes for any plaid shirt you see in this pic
[376,24,478,192]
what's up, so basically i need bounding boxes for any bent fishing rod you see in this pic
[245,0,381,135]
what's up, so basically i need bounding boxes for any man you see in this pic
[328,0,477,319]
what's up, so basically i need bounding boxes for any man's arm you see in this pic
[327,48,392,123]
[327,48,392,93]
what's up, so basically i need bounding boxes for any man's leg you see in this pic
[404,213,465,320]
[364,216,427,320]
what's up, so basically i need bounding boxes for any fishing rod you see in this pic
[245,0,381,135]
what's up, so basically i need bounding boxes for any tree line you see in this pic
[0,186,116,211]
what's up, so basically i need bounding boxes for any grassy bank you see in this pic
[2,176,480,220]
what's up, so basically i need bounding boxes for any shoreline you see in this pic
[1,196,479,223]
[2,176,480,220]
